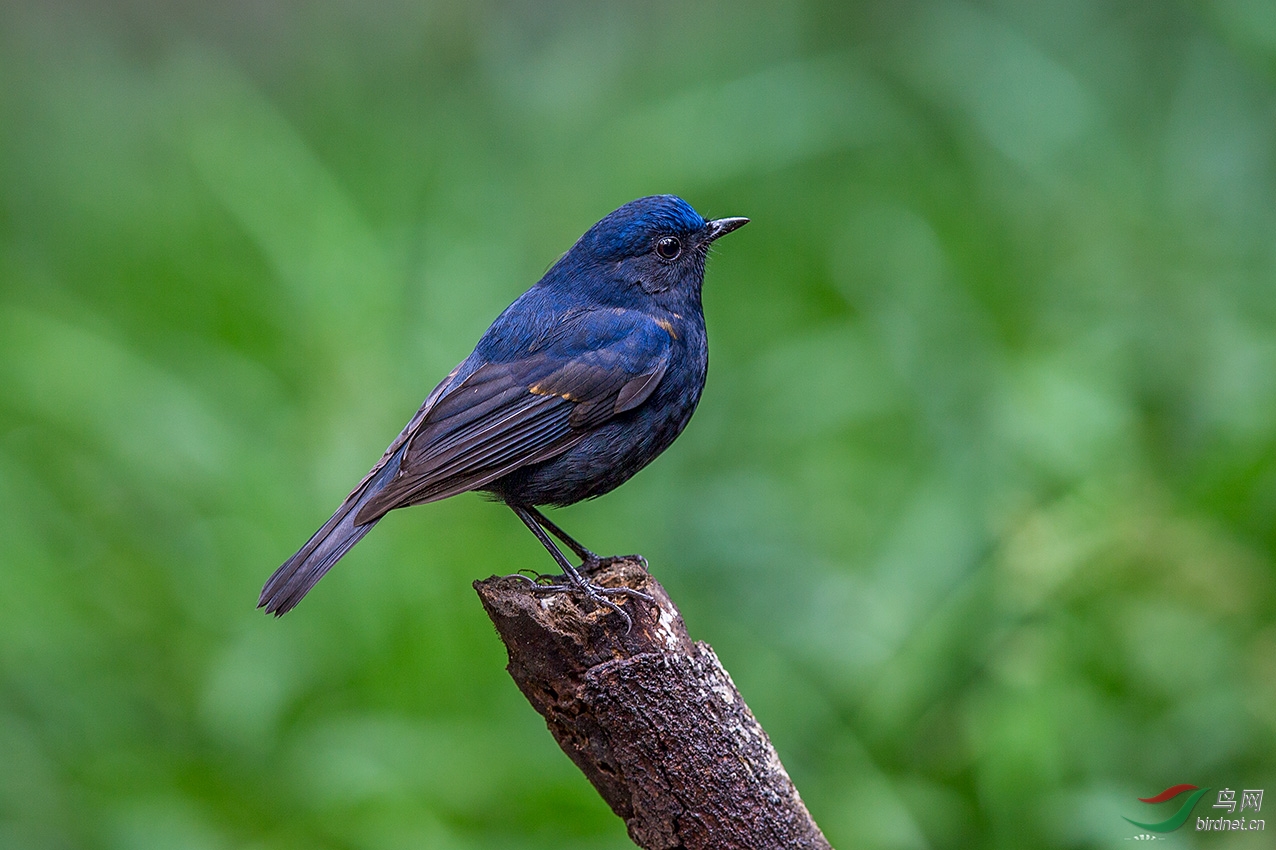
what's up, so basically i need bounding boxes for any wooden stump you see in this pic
[475,557,832,850]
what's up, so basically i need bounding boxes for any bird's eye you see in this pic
[655,236,682,260]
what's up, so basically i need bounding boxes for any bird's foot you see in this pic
[514,568,557,583]
[578,552,648,576]
[503,571,652,633]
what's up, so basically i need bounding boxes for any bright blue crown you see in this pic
[584,195,705,258]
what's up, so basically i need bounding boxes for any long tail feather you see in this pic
[258,445,406,616]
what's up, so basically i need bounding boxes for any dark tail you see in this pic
[259,445,407,616]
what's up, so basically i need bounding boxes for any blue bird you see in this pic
[259,195,748,626]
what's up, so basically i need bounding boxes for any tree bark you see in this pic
[474,556,832,850]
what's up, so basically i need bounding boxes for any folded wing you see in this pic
[353,309,671,523]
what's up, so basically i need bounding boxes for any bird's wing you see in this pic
[353,309,672,522]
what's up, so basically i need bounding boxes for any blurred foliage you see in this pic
[2,0,1276,848]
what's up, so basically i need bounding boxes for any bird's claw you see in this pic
[578,553,648,576]
[514,568,559,584]
[502,571,652,633]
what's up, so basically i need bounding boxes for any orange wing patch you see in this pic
[529,383,579,402]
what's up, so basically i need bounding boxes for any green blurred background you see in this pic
[2,1,1275,847]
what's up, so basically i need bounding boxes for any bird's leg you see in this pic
[506,504,651,632]
[523,506,601,567]
[523,505,648,575]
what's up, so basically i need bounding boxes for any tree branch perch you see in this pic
[474,557,832,850]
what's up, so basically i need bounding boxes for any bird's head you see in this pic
[560,195,748,302]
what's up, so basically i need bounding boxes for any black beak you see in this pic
[704,217,749,242]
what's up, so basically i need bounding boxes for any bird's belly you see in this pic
[485,390,699,507]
